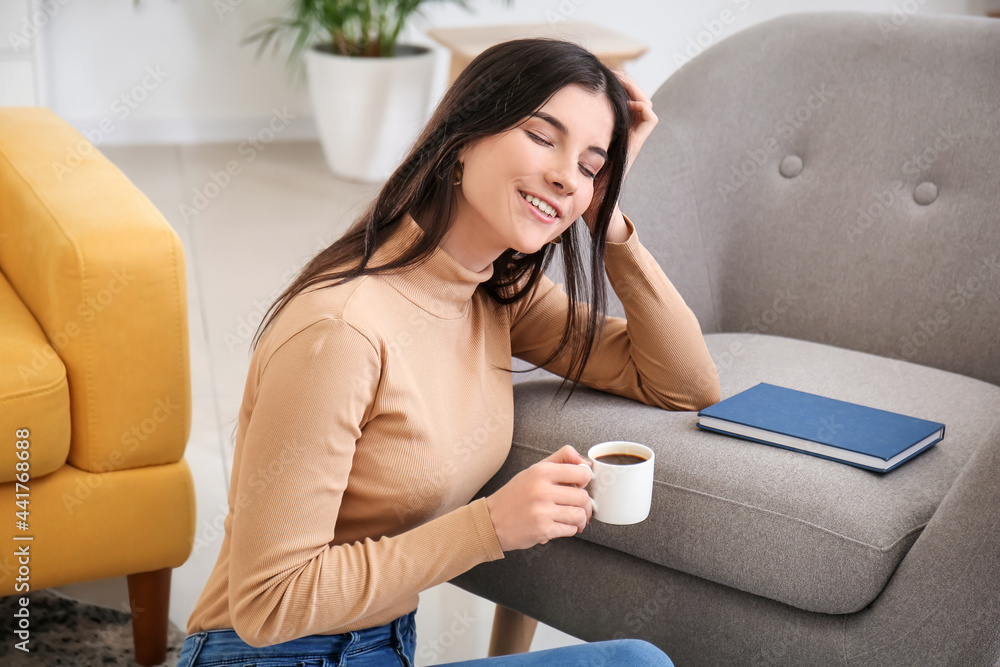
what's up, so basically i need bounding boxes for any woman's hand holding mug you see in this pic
[485,445,594,552]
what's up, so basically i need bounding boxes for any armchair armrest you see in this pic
[0,107,190,473]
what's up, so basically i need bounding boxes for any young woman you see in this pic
[179,37,719,667]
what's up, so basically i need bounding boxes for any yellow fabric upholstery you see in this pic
[0,107,195,594]
[8,462,195,591]
[0,269,70,480]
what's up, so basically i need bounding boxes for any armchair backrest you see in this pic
[620,12,1000,387]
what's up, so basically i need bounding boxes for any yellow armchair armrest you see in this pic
[0,107,191,473]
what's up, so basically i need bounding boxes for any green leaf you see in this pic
[238,0,511,84]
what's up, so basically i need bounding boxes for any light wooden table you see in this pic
[428,21,648,85]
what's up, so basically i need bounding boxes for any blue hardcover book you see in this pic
[696,383,945,472]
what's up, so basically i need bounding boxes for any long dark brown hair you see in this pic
[251,37,632,404]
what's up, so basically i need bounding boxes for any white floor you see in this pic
[49,140,583,665]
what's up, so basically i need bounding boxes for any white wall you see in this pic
[16,0,977,145]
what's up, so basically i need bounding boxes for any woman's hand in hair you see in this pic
[485,445,594,552]
[582,69,657,239]
[615,68,658,179]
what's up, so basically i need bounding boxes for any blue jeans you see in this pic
[176,610,673,666]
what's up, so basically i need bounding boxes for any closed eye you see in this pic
[525,131,598,180]
[525,130,551,147]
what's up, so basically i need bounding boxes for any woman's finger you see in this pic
[613,69,650,102]
[548,484,592,510]
[541,444,586,466]
[541,461,594,489]
[549,504,588,535]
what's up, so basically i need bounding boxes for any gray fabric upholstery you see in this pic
[456,393,1000,665]
[481,334,1000,614]
[450,10,1000,666]
[615,12,1000,389]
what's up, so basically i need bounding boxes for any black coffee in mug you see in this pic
[595,453,648,466]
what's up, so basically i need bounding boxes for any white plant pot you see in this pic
[305,44,436,183]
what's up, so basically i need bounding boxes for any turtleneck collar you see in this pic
[374,213,495,319]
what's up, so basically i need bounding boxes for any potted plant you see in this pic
[243,0,508,183]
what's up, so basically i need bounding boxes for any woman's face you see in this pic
[452,83,615,261]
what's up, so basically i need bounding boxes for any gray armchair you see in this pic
[452,12,1000,666]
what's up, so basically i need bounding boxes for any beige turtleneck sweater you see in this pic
[185,212,720,648]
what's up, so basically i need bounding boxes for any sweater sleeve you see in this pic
[510,214,721,411]
[228,318,504,648]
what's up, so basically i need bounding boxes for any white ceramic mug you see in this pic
[586,441,655,525]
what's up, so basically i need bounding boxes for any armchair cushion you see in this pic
[484,333,1000,614]
[0,270,70,482]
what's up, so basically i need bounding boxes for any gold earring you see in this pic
[452,162,464,186]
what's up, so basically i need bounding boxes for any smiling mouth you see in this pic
[519,190,560,222]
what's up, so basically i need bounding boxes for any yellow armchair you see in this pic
[0,107,196,666]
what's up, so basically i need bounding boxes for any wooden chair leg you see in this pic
[488,604,538,657]
[127,567,171,666]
